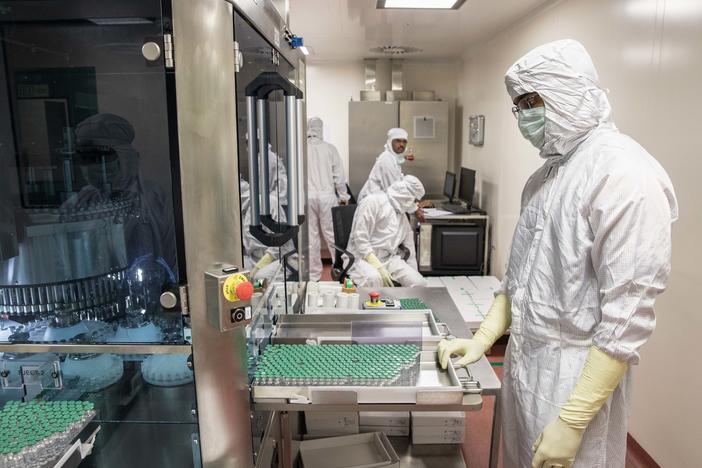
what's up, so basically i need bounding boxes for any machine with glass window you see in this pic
[0,0,308,466]
[0,1,495,467]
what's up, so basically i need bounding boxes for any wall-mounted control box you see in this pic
[205,265,254,332]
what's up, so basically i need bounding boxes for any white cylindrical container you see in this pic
[322,291,336,308]
[336,293,349,309]
[348,293,360,309]
[307,292,319,309]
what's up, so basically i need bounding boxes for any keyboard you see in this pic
[440,203,470,214]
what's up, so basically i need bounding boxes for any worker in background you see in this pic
[241,141,291,282]
[306,117,350,281]
[347,175,427,288]
[240,176,290,282]
[438,39,677,468]
[358,127,425,222]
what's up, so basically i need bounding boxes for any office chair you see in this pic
[330,204,358,283]
[329,204,411,285]
[345,184,357,205]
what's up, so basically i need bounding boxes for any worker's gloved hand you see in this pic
[437,294,511,368]
[415,208,425,223]
[531,347,628,468]
[364,252,394,287]
[531,417,584,468]
[250,252,275,279]
[437,338,487,368]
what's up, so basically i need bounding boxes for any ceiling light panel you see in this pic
[378,0,465,10]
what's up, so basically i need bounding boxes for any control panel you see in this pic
[204,265,254,332]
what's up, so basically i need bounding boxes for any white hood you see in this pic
[384,127,408,156]
[504,39,611,158]
[307,116,323,140]
[387,175,424,213]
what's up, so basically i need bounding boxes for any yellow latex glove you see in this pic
[531,347,628,468]
[364,252,394,287]
[531,418,584,468]
[437,294,511,369]
[250,252,275,279]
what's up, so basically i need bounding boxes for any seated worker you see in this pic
[347,175,427,288]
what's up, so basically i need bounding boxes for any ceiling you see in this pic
[289,0,554,62]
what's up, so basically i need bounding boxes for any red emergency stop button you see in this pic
[223,273,254,302]
[369,291,380,304]
[236,281,254,301]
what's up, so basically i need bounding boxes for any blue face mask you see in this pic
[518,106,546,149]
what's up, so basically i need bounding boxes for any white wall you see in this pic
[306,59,459,176]
[456,0,701,465]
[306,61,364,176]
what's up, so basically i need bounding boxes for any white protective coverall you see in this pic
[357,128,407,202]
[307,117,350,281]
[240,144,291,282]
[348,176,427,288]
[501,39,677,467]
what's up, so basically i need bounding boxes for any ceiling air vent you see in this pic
[369,45,422,55]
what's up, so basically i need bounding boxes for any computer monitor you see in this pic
[458,167,476,208]
[443,171,456,203]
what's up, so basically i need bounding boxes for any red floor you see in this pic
[318,261,659,467]
[320,261,333,281]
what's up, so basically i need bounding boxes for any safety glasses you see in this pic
[511,92,544,119]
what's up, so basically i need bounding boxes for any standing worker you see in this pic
[241,142,290,282]
[357,127,414,201]
[347,175,427,288]
[438,39,677,468]
[358,127,425,221]
[306,117,351,281]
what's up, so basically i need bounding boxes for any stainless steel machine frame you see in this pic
[0,0,307,466]
[174,1,307,466]
[250,286,502,468]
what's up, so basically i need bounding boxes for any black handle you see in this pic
[244,71,303,99]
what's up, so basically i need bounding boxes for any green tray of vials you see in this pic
[399,298,429,310]
[253,344,421,387]
[0,400,96,467]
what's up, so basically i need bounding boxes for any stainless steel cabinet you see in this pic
[348,100,449,196]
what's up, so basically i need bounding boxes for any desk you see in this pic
[425,276,502,329]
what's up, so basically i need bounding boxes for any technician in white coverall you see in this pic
[347,175,427,288]
[438,39,677,468]
[240,178,282,282]
[357,127,414,201]
[240,145,291,282]
[306,117,350,281]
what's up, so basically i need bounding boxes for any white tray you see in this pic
[299,432,399,468]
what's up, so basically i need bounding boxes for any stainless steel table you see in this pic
[359,287,502,468]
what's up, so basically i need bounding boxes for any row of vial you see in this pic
[308,290,361,309]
